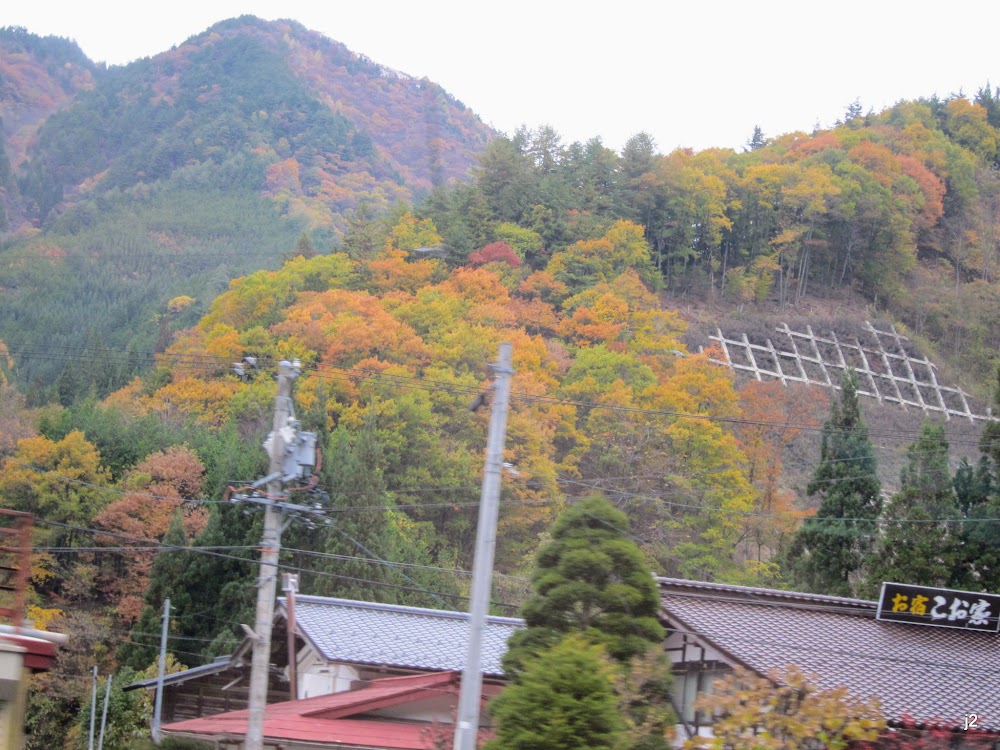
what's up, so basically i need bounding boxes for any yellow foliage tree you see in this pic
[686,665,883,750]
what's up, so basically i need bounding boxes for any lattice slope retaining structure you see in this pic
[704,321,990,423]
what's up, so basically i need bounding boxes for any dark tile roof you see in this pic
[283,595,523,676]
[658,577,1000,731]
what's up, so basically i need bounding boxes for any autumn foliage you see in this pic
[468,241,522,268]
[93,446,208,621]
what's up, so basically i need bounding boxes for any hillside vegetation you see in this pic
[419,97,1000,393]
[0,17,492,388]
[1,16,1000,747]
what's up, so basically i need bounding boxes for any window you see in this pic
[672,662,730,726]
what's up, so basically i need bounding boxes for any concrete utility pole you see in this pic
[282,573,299,701]
[152,597,169,743]
[88,665,97,750]
[454,343,514,750]
[97,675,111,750]
[245,360,298,750]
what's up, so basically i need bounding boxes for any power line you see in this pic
[14,454,1000,527]
[31,517,520,611]
[7,342,995,446]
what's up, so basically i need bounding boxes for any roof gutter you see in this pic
[0,624,69,645]
[162,728,393,750]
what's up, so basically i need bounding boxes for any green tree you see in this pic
[503,494,664,673]
[342,202,389,260]
[952,456,1000,591]
[486,635,624,750]
[980,366,1000,468]
[286,232,317,261]
[952,367,1000,590]
[784,371,881,596]
[865,421,959,592]
[70,669,151,750]
[745,125,767,151]
[290,422,455,608]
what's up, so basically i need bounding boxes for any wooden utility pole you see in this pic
[453,343,513,750]
[246,360,298,750]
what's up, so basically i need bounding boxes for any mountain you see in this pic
[0,26,97,229]
[0,17,493,391]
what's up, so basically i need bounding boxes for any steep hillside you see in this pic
[0,17,493,390]
[0,26,97,229]
[419,98,1000,398]
[7,88,1000,745]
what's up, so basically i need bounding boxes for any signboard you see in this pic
[876,582,1000,633]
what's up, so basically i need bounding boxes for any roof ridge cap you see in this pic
[656,576,875,608]
[288,595,525,624]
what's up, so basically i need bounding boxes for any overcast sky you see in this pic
[6,1,999,153]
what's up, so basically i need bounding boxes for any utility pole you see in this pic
[246,360,299,750]
[454,342,514,750]
[97,675,111,750]
[88,665,97,750]
[152,598,170,743]
[282,573,299,701]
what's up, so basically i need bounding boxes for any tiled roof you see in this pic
[658,577,1000,731]
[284,595,523,676]
[162,671,495,749]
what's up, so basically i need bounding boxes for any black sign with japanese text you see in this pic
[876,582,1000,632]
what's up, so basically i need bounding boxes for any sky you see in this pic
[6,1,1000,153]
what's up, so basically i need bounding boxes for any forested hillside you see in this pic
[1,15,1000,746]
[419,98,1000,392]
[0,17,492,390]
[0,27,97,230]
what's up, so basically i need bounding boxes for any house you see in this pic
[161,670,500,749]
[283,595,520,699]
[142,578,1000,747]
[658,577,1000,742]
[126,595,522,725]
[0,626,64,750]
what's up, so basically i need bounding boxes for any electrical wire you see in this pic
[31,517,520,612]
[13,456,1000,527]
[6,342,996,446]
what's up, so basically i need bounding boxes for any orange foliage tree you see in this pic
[94,446,209,621]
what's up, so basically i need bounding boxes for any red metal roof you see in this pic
[162,670,497,749]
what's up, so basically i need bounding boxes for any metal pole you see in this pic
[453,343,514,750]
[97,675,111,750]
[152,597,170,743]
[246,361,296,750]
[87,665,97,750]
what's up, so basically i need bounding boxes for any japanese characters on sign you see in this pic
[876,582,1000,632]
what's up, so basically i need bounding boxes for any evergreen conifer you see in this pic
[502,494,664,673]
[785,371,881,597]
[486,635,623,750]
[865,421,960,593]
